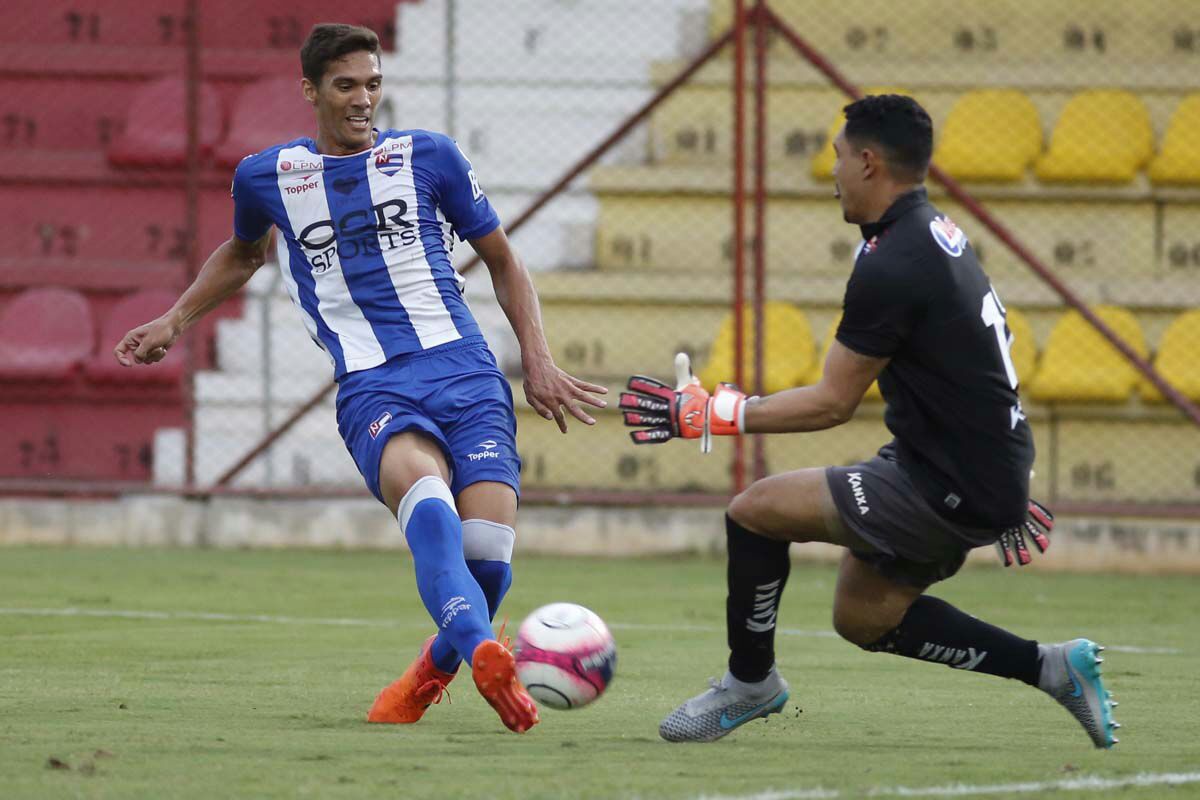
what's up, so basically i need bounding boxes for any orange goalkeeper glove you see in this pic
[620,353,748,453]
[995,498,1054,567]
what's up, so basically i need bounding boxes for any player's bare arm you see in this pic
[113,231,271,367]
[470,227,608,433]
[743,340,887,434]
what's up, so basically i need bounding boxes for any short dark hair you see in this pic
[842,94,933,181]
[300,24,381,85]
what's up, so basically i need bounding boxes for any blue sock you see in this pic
[430,519,515,673]
[399,477,493,667]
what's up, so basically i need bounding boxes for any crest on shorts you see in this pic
[930,215,967,257]
[369,411,393,439]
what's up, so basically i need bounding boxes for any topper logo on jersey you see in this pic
[930,215,967,257]
[298,199,419,273]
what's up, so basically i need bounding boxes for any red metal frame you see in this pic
[731,0,747,492]
[751,0,769,482]
[182,0,201,488]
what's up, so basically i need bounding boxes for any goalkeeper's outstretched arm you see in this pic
[744,340,887,434]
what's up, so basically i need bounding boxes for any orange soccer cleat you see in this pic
[471,638,540,733]
[367,635,457,724]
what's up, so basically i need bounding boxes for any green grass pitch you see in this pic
[1,546,1197,799]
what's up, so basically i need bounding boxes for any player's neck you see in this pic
[313,130,377,157]
[861,183,920,224]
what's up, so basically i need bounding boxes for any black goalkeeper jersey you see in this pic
[835,188,1035,529]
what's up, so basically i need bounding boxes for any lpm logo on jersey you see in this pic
[368,411,393,439]
[375,152,405,177]
[929,215,967,257]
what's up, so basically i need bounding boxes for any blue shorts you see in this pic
[335,336,521,504]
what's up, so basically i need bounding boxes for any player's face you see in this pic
[306,51,383,155]
[831,128,865,224]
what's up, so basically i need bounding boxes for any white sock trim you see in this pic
[398,475,457,533]
[461,519,515,563]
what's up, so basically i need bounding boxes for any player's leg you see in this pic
[661,467,853,742]
[427,481,517,674]
[424,340,538,733]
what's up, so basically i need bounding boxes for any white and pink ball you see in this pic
[514,602,616,710]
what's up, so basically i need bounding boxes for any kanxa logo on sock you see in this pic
[746,579,782,633]
[440,596,472,628]
[918,641,987,671]
[847,472,870,515]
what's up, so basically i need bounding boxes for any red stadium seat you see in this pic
[86,289,184,384]
[215,76,315,168]
[0,287,95,380]
[107,76,225,168]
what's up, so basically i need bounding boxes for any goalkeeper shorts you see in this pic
[335,335,521,504]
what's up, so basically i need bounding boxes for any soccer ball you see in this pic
[513,602,616,710]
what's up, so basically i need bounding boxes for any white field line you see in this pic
[0,608,1183,655]
[693,771,1200,800]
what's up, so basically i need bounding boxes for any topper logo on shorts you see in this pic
[930,215,967,257]
[467,440,500,461]
[846,472,870,515]
[368,411,393,439]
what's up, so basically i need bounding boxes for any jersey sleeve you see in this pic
[230,157,273,243]
[835,252,925,358]
[432,134,501,241]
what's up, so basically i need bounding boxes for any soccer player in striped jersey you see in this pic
[113,23,607,734]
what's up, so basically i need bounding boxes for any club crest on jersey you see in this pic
[375,152,405,177]
[856,235,880,259]
[930,215,967,257]
[368,411,393,439]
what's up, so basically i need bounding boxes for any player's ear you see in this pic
[860,145,881,181]
[301,77,318,107]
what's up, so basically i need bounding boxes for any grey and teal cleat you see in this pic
[1038,638,1120,749]
[659,669,789,743]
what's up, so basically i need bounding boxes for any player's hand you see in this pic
[113,315,180,367]
[995,498,1054,567]
[620,353,747,453]
[522,354,608,433]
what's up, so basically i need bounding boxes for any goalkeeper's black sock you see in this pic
[725,514,791,683]
[863,595,1040,686]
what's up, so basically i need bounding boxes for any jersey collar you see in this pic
[859,187,928,241]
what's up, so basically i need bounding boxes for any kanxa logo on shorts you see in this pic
[847,472,870,515]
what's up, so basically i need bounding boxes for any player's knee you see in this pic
[831,597,897,648]
[727,482,769,530]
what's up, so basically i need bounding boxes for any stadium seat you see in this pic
[107,76,225,168]
[1034,91,1153,183]
[1004,306,1038,389]
[215,76,314,168]
[1148,94,1200,185]
[1141,310,1200,402]
[811,88,911,180]
[1028,306,1148,402]
[809,314,882,400]
[85,289,184,384]
[933,90,1042,182]
[698,303,816,395]
[0,288,95,380]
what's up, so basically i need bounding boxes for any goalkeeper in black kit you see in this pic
[621,95,1118,748]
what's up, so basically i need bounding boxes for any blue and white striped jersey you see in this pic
[231,129,500,378]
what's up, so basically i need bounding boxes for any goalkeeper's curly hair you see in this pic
[843,94,934,183]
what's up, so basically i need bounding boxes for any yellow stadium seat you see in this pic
[1148,94,1200,185]
[808,314,882,400]
[1141,310,1200,402]
[699,303,816,395]
[1004,306,1038,390]
[811,88,911,181]
[1028,306,1148,402]
[1034,90,1153,183]
[933,90,1042,182]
